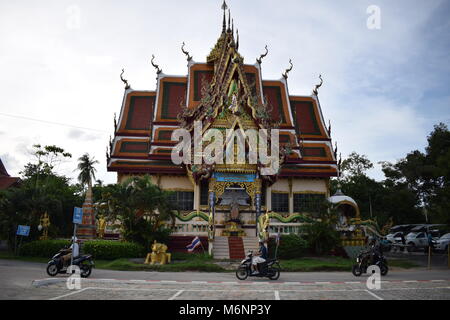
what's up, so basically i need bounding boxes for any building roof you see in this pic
[0,159,20,190]
[107,5,338,180]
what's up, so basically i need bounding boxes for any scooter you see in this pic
[352,249,388,277]
[46,248,94,278]
[235,251,280,280]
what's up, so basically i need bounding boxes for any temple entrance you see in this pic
[207,174,262,238]
[218,186,250,236]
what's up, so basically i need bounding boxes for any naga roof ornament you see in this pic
[282,59,293,79]
[181,42,193,62]
[313,74,323,95]
[256,45,268,64]
[151,55,162,74]
[120,68,131,89]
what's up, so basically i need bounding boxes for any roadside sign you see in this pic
[16,225,30,237]
[73,207,83,224]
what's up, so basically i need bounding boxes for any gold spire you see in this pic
[221,1,228,33]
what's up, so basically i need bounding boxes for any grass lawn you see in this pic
[0,251,418,272]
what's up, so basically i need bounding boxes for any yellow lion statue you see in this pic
[144,241,171,265]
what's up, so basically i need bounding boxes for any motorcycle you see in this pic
[235,251,281,280]
[46,248,94,278]
[352,249,388,277]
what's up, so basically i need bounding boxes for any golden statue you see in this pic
[258,209,270,242]
[144,241,171,265]
[97,215,107,239]
[39,212,50,240]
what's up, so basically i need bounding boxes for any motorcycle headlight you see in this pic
[356,258,360,262]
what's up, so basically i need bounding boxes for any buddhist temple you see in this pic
[107,2,351,258]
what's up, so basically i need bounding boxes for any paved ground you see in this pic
[1,259,449,300]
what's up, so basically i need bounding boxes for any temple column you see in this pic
[193,183,200,211]
[208,190,216,256]
[266,185,272,211]
[288,178,293,214]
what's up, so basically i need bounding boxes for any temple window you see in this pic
[200,180,209,206]
[168,191,194,211]
[293,193,326,214]
[271,192,288,213]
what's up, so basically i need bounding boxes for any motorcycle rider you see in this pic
[251,240,268,275]
[61,236,80,267]
[368,236,383,265]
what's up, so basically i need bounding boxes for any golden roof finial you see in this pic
[120,68,130,89]
[181,42,193,61]
[236,29,239,50]
[282,59,293,79]
[227,9,231,32]
[257,45,268,64]
[151,54,162,74]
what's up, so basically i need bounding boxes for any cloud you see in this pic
[67,129,100,141]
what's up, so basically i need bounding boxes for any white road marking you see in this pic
[365,290,383,300]
[168,290,184,300]
[50,287,91,300]
[274,290,280,300]
[404,280,418,283]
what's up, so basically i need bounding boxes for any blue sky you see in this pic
[0,0,449,183]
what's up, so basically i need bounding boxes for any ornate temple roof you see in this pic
[107,3,338,179]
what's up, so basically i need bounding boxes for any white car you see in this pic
[435,233,450,252]
[405,232,430,251]
[386,232,404,244]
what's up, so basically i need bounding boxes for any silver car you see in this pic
[435,233,450,252]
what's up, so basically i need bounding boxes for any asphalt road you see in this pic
[1,259,449,300]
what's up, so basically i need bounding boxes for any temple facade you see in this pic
[107,3,358,257]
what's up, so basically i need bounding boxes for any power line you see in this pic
[0,112,109,134]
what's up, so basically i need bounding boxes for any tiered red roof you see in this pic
[108,10,337,179]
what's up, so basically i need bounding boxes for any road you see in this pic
[1,259,449,300]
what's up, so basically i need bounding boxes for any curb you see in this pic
[32,278,450,288]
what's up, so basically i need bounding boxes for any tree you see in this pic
[0,145,82,248]
[76,153,99,189]
[97,175,176,248]
[341,152,374,179]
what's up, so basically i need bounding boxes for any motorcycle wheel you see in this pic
[80,264,92,278]
[46,263,59,277]
[268,266,280,280]
[380,264,388,276]
[352,264,362,277]
[236,266,249,280]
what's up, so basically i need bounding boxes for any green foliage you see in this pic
[82,240,144,260]
[20,240,144,260]
[301,221,341,255]
[20,240,70,257]
[76,153,99,187]
[96,175,176,248]
[269,234,308,259]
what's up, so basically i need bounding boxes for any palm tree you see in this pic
[76,153,99,189]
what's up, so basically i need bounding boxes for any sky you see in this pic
[0,0,449,185]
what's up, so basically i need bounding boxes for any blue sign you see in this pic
[73,207,83,224]
[16,225,30,237]
[213,172,255,182]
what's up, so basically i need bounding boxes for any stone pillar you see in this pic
[77,185,96,239]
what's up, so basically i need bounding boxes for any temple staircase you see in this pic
[212,236,259,260]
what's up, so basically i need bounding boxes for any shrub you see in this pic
[20,239,145,260]
[302,221,341,255]
[82,240,145,260]
[20,240,70,257]
[269,234,308,259]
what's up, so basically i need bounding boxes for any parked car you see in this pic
[386,232,404,244]
[435,233,450,252]
[406,232,430,252]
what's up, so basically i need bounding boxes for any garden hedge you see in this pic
[20,240,145,260]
